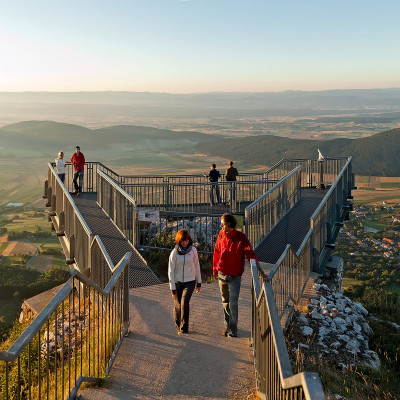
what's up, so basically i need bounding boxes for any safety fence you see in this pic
[261,157,353,317]
[310,156,353,271]
[264,157,349,188]
[0,252,131,400]
[46,163,93,275]
[251,260,326,400]
[118,179,275,214]
[97,169,138,249]
[245,166,302,248]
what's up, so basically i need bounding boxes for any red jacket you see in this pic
[70,152,85,171]
[213,229,257,276]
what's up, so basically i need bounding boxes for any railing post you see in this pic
[123,264,129,331]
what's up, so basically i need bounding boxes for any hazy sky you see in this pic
[1,0,399,93]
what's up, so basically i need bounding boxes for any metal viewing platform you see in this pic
[0,156,354,400]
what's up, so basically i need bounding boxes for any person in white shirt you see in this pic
[55,151,66,184]
[168,229,202,334]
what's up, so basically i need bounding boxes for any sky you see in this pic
[0,0,399,93]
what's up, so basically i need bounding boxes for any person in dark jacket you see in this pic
[225,161,238,206]
[204,163,221,206]
[70,146,85,196]
[213,213,256,337]
[168,229,202,334]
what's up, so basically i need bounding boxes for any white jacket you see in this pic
[168,246,202,290]
[55,158,66,174]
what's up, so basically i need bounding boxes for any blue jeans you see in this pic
[218,272,241,335]
[174,280,196,333]
[73,169,84,193]
[58,173,65,184]
[228,181,236,202]
[209,183,221,205]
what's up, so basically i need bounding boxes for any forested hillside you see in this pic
[195,128,400,176]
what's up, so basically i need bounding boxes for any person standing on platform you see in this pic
[204,163,221,206]
[55,151,66,184]
[213,213,257,337]
[225,161,238,207]
[70,146,85,196]
[168,229,202,334]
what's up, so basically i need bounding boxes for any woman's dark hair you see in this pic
[222,213,237,229]
[211,163,216,169]
[175,229,193,245]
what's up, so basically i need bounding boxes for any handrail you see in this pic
[311,156,352,220]
[98,169,137,204]
[251,259,326,399]
[0,252,130,363]
[47,162,92,237]
[247,165,301,209]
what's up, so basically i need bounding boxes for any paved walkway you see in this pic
[79,267,256,400]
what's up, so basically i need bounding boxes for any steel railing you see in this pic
[264,157,348,188]
[310,156,353,271]
[262,157,353,317]
[0,251,131,400]
[245,166,302,248]
[46,163,93,275]
[97,169,139,249]
[250,259,326,400]
[118,179,275,214]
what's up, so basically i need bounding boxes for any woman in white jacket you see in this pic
[55,151,66,184]
[168,229,201,334]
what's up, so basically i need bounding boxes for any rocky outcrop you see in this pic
[292,283,380,371]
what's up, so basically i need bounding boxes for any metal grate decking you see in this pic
[255,188,327,264]
[74,193,160,288]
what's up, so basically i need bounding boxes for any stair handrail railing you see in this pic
[251,259,326,400]
[245,165,302,249]
[0,250,131,400]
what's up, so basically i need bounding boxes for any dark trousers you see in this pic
[174,280,196,333]
[73,169,84,192]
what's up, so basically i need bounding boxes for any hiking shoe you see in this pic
[222,328,228,337]
[227,332,237,338]
[71,191,78,195]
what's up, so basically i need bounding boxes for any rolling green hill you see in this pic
[0,121,218,159]
[195,128,400,176]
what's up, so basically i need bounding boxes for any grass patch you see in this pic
[363,221,386,231]
[0,242,8,254]
[388,284,400,298]
[378,182,400,189]
[342,277,364,289]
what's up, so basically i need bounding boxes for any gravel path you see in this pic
[79,267,256,400]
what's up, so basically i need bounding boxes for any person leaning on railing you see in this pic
[213,213,257,338]
[203,163,221,206]
[168,229,202,334]
[70,145,85,196]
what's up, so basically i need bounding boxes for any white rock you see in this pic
[333,317,346,326]
[299,343,309,349]
[311,308,323,320]
[363,350,381,371]
[353,322,362,333]
[346,339,360,353]
[300,326,314,336]
[319,296,327,305]
[353,302,368,316]
[338,334,351,342]
[331,341,341,349]
[297,313,308,325]
[319,326,329,338]
[362,322,373,336]
[344,307,352,314]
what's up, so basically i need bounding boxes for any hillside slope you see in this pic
[195,128,400,176]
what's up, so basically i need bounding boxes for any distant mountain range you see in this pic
[195,128,400,176]
[0,121,217,155]
[0,121,399,176]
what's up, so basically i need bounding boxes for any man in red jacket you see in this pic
[213,213,257,337]
[70,146,85,196]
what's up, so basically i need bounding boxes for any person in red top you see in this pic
[213,213,257,337]
[70,146,85,196]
